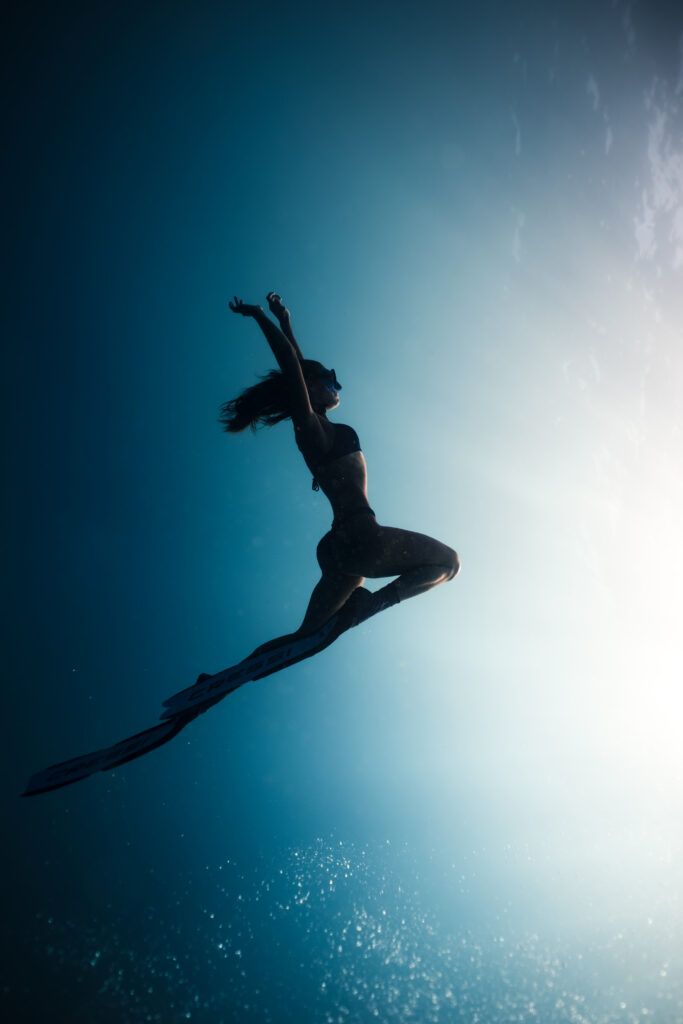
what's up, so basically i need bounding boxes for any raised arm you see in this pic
[266,291,304,362]
[228,297,322,438]
[228,296,301,376]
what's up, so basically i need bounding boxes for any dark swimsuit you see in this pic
[303,421,378,577]
[311,423,361,487]
[298,422,376,531]
[332,505,376,530]
[294,419,378,552]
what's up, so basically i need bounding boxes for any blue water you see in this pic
[12,838,683,1022]
[5,0,683,1020]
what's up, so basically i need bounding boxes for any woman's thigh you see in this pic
[319,522,457,579]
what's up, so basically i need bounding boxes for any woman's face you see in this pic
[307,368,342,412]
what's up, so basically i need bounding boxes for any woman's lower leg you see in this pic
[390,562,458,602]
[248,630,301,659]
[337,561,459,630]
[247,571,365,659]
[248,548,460,654]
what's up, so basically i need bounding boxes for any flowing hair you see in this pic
[219,359,327,433]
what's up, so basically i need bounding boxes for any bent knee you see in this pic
[444,547,460,580]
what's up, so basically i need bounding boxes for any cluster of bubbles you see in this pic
[15,839,683,1023]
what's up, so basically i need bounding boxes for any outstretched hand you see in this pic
[266,291,290,320]
[228,296,262,317]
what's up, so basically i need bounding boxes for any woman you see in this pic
[22,293,461,794]
[225,292,460,657]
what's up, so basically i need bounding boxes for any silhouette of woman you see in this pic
[225,293,460,657]
[21,292,462,795]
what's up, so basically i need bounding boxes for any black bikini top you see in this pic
[316,423,361,466]
[297,422,362,490]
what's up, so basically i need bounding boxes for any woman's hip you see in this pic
[317,516,458,579]
[316,508,379,575]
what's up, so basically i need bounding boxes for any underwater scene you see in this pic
[5,1,683,1020]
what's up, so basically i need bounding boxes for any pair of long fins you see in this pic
[22,612,348,797]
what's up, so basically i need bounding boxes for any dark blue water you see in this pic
[5,1,683,1020]
[9,838,683,1023]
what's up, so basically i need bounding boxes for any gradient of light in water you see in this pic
[23,839,683,1023]
[4,1,683,1021]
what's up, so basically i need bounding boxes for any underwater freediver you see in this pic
[225,291,460,656]
[22,292,460,795]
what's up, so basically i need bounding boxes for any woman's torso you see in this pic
[293,415,371,521]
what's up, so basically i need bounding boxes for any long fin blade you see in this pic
[160,617,340,717]
[23,607,352,796]
[22,713,195,797]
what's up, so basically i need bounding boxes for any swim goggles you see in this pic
[319,369,342,391]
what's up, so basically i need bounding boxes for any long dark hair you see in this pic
[219,359,328,433]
